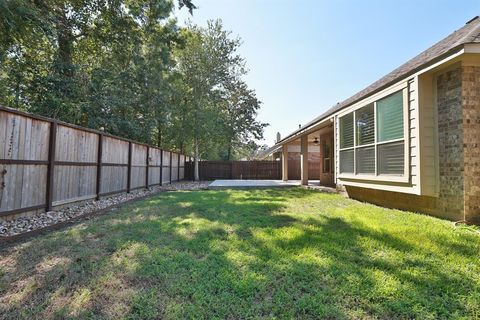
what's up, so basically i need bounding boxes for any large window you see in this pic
[338,90,406,178]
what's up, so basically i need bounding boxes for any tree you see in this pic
[222,80,267,160]
[0,0,193,132]
[173,20,267,179]
[1,4,268,171]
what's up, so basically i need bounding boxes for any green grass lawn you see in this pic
[1,188,480,319]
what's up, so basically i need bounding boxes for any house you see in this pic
[271,17,480,223]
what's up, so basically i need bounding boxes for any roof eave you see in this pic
[275,43,469,147]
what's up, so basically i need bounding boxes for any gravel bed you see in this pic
[0,181,210,237]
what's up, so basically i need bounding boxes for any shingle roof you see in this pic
[277,16,480,144]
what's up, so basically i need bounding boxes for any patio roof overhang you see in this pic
[272,44,471,150]
[273,19,480,148]
[275,117,334,147]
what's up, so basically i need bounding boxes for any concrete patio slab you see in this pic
[209,179,300,188]
[209,179,323,189]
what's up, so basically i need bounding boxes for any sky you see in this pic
[174,0,480,146]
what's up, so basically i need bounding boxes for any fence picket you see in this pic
[195,160,282,180]
[0,107,189,219]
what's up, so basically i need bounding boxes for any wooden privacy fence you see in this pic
[0,106,191,219]
[197,160,282,180]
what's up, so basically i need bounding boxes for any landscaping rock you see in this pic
[0,181,210,237]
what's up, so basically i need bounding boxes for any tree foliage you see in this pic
[172,21,267,165]
[0,1,267,170]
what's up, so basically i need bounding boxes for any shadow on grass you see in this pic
[1,187,479,319]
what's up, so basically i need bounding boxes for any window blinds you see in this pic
[377,92,404,142]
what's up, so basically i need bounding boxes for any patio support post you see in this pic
[282,145,289,181]
[301,135,309,185]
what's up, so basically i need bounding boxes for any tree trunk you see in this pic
[227,144,232,161]
[194,139,199,181]
[55,5,74,77]
[157,125,162,148]
[227,134,234,160]
[14,76,21,108]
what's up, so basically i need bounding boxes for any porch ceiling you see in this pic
[287,124,334,146]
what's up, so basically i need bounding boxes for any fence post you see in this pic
[96,133,103,200]
[45,121,57,212]
[279,159,282,179]
[183,155,186,180]
[169,151,172,183]
[190,157,193,181]
[159,149,163,186]
[127,142,132,193]
[177,153,180,182]
[145,146,149,189]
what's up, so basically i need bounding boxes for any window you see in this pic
[377,93,404,142]
[377,142,404,175]
[339,149,354,174]
[339,113,354,148]
[338,90,406,178]
[356,103,374,145]
[356,146,375,174]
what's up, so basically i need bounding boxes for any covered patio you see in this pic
[273,118,335,187]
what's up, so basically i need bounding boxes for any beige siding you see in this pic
[408,78,420,191]
[418,72,439,196]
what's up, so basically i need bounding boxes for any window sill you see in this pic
[337,173,409,184]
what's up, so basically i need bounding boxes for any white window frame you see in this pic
[337,86,410,183]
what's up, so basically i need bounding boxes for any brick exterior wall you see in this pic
[319,132,335,186]
[462,66,480,223]
[436,66,465,218]
[344,64,480,223]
